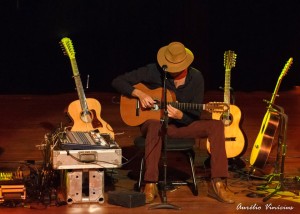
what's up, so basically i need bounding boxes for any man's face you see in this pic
[169,70,184,78]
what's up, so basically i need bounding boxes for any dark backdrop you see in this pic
[1,0,299,94]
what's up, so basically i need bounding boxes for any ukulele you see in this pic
[207,50,246,158]
[250,57,293,169]
[120,83,229,126]
[60,37,114,138]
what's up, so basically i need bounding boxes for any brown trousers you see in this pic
[140,119,228,182]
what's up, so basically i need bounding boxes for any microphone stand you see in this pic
[149,66,180,210]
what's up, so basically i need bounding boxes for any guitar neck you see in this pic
[269,77,283,106]
[71,58,88,112]
[223,50,236,105]
[268,57,293,106]
[168,102,204,110]
[224,68,231,105]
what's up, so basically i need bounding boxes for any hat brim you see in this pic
[157,46,194,73]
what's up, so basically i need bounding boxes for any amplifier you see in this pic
[51,145,122,169]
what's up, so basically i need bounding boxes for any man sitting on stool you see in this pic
[112,42,235,204]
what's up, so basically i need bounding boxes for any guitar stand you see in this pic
[260,105,288,202]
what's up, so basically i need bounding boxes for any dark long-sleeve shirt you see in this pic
[112,63,205,126]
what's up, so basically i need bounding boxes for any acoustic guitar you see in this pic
[120,83,229,126]
[250,57,293,169]
[60,37,114,138]
[206,50,246,158]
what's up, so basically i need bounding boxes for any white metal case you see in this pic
[51,146,122,169]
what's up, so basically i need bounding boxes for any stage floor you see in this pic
[0,88,300,213]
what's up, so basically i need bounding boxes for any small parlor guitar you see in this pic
[207,50,246,159]
[250,57,293,169]
[120,83,229,126]
[60,37,114,138]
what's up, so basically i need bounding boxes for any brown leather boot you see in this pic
[143,183,158,204]
[207,179,235,204]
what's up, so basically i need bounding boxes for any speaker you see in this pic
[107,190,145,208]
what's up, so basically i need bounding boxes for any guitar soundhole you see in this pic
[151,100,160,111]
[220,113,233,126]
[81,111,93,123]
[80,110,103,128]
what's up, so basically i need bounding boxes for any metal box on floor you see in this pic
[63,169,104,204]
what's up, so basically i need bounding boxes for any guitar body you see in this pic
[207,104,246,158]
[67,98,114,138]
[120,83,175,126]
[250,110,280,168]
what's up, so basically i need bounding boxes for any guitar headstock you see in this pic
[205,102,229,113]
[60,37,76,59]
[224,50,237,71]
[280,57,293,79]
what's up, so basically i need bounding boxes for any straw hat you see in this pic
[157,42,194,73]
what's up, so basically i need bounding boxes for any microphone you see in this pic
[162,65,168,71]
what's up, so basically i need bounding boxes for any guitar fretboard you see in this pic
[168,102,204,110]
[224,68,231,105]
[71,58,89,113]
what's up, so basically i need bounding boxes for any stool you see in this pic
[134,136,198,196]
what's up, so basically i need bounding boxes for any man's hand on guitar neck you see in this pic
[132,88,155,108]
[167,104,183,120]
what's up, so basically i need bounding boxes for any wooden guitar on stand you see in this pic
[207,50,246,158]
[60,37,114,138]
[250,57,293,169]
